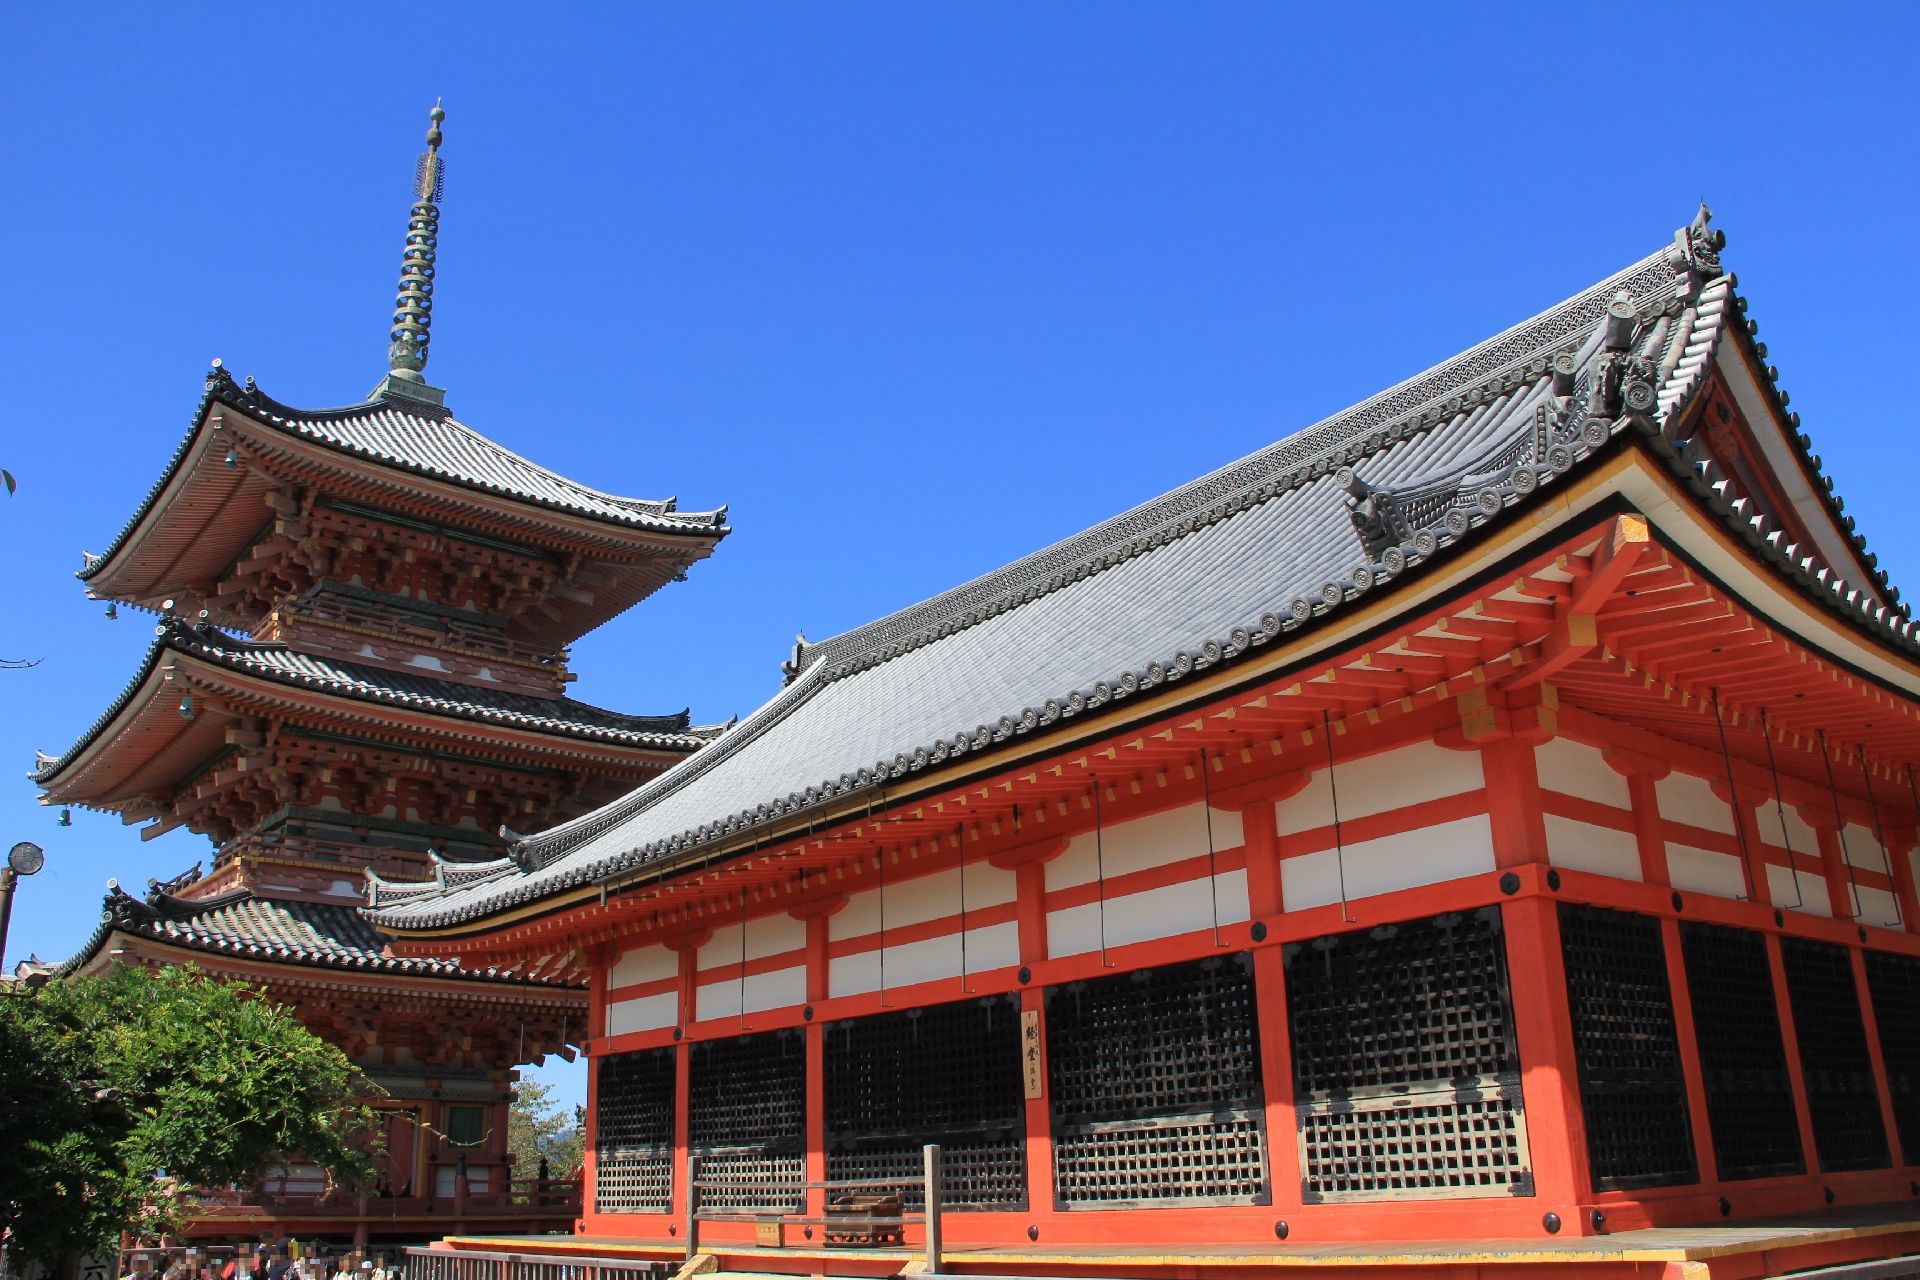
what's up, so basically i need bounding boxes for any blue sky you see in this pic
[2,4,1914,1113]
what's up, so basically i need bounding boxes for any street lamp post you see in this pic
[1,840,47,970]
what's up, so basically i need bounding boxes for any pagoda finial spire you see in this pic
[378,101,449,405]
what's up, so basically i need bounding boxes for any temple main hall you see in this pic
[373,207,1920,1278]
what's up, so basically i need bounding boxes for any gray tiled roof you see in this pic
[81,370,727,582]
[59,881,574,986]
[32,619,719,784]
[368,216,1917,930]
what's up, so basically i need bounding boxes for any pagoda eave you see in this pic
[83,386,726,644]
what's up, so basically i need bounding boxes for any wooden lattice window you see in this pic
[595,1046,676,1213]
[1286,907,1531,1201]
[1044,953,1268,1207]
[1558,904,1696,1190]
[825,995,1026,1210]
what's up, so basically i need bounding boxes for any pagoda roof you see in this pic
[368,214,1919,933]
[57,878,580,988]
[32,617,725,787]
[94,371,727,569]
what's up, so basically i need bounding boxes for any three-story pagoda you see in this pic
[31,104,729,1248]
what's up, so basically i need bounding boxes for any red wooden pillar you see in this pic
[1763,932,1822,1171]
[1800,806,1858,920]
[1482,735,1549,867]
[1884,827,1919,934]
[1714,784,1773,906]
[667,933,706,1225]
[1477,720,1593,1220]
[792,903,842,1225]
[992,838,1066,1218]
[1658,916,1718,1183]
[1603,746,1672,887]
[1238,784,1306,1211]
[582,944,611,1228]
[1503,893,1595,1220]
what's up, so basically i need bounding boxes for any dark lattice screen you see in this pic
[1865,949,1920,1165]
[688,1028,806,1211]
[1678,922,1804,1180]
[1044,953,1268,1207]
[825,995,1026,1210]
[595,1047,677,1213]
[1285,907,1531,1200]
[1558,905,1696,1189]
[1781,937,1889,1171]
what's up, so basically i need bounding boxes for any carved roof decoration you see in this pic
[31,617,721,786]
[59,879,580,987]
[369,211,1918,932]
[80,365,729,592]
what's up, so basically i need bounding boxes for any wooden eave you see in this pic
[71,932,588,1007]
[383,446,1920,959]
[36,646,694,817]
[84,401,722,644]
[1712,328,1890,608]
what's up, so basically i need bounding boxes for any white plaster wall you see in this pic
[1048,802,1245,892]
[606,991,678,1037]
[1841,823,1887,872]
[832,862,1017,941]
[610,942,677,991]
[1771,863,1832,916]
[697,966,807,1020]
[1544,813,1641,881]
[1278,740,1486,829]
[699,912,806,973]
[1280,814,1494,911]
[1667,843,1746,899]
[1536,738,1631,809]
[1778,804,1823,856]
[1046,869,1250,958]
[1656,772,1736,835]
[1855,886,1902,929]
[829,921,1019,997]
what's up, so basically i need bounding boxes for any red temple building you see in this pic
[33,107,729,1249]
[372,209,1920,1278]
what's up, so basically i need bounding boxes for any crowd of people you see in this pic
[118,1246,400,1280]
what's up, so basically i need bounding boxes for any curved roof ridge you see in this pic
[797,241,1685,678]
[31,620,712,786]
[81,368,728,582]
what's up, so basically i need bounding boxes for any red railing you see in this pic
[191,1176,581,1219]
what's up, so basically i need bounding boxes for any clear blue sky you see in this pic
[3,4,1914,1112]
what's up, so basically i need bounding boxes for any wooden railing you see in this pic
[191,1176,581,1219]
[686,1144,946,1274]
[399,1248,674,1280]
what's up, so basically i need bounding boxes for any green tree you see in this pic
[0,964,381,1265]
[505,1077,584,1181]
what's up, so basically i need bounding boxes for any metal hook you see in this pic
[1817,730,1863,919]
[958,827,973,993]
[1199,749,1224,946]
[1758,708,1804,910]
[878,848,891,1006]
[1856,748,1903,929]
[1322,711,1356,923]
[1710,688,1755,902]
[1093,780,1115,967]
[738,887,751,1031]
